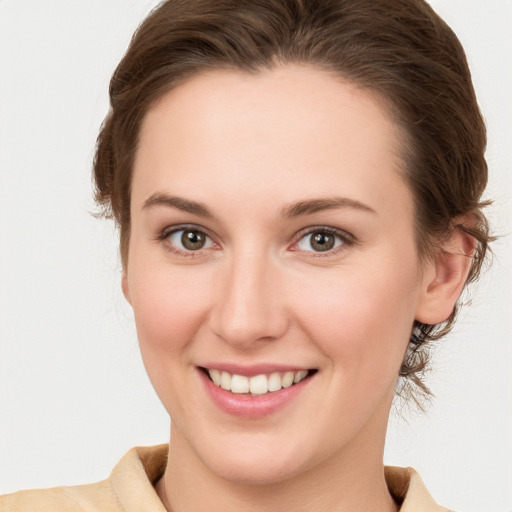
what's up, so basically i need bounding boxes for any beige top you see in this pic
[0,444,452,511]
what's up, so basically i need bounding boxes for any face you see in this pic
[124,65,433,483]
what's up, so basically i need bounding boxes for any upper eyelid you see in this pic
[159,225,219,257]
[158,224,219,253]
[288,227,356,258]
[292,225,355,244]
[160,223,215,240]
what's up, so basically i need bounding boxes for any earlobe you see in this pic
[121,270,132,305]
[415,226,475,325]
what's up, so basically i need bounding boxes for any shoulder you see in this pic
[385,466,455,512]
[0,445,168,512]
[0,480,119,512]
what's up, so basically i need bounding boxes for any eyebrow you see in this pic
[281,197,376,218]
[142,193,214,218]
[142,193,376,219]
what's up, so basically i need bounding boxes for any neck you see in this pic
[156,421,398,512]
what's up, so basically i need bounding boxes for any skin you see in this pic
[123,65,472,512]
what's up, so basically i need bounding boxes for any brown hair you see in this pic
[94,0,492,400]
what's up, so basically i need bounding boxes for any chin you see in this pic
[205,454,304,486]
[189,430,322,486]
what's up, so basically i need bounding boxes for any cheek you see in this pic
[128,262,213,357]
[290,258,419,375]
[126,260,217,414]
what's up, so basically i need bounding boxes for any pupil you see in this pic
[311,232,334,252]
[182,230,205,250]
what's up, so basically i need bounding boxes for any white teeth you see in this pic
[231,374,249,394]
[209,368,221,386]
[249,374,268,395]
[294,370,308,383]
[282,371,294,388]
[207,368,310,395]
[220,371,231,391]
[268,372,282,392]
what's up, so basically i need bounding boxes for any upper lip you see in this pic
[198,363,313,377]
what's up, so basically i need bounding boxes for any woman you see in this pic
[0,0,505,510]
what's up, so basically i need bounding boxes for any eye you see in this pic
[167,228,215,252]
[296,229,347,253]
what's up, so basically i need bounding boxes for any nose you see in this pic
[209,251,289,348]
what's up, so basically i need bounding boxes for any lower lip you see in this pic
[199,370,313,419]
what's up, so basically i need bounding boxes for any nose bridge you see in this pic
[211,245,288,346]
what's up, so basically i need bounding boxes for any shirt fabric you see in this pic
[0,444,452,511]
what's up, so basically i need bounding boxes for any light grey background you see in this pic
[1,1,511,510]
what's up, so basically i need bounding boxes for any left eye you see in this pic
[167,228,214,251]
[296,230,345,252]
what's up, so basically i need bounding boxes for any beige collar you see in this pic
[112,445,450,512]
[385,466,451,512]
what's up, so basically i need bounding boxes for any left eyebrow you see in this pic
[281,197,377,219]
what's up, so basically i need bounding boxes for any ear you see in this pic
[121,270,132,305]
[415,224,475,325]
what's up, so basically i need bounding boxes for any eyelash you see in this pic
[158,224,355,258]
[290,226,355,257]
[158,224,218,257]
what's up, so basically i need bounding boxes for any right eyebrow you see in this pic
[142,193,214,218]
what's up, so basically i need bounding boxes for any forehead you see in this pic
[133,64,411,218]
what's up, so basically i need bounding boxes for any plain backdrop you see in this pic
[1,1,511,510]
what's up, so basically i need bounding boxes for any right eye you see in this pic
[166,228,215,252]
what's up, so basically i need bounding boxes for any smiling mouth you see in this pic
[201,368,317,396]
